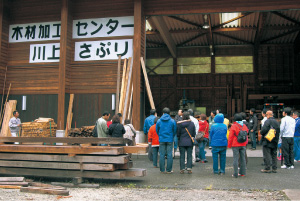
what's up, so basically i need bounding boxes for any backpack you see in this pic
[235,125,247,143]
[92,120,98,137]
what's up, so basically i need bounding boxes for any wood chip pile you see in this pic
[68,126,94,137]
[21,118,57,137]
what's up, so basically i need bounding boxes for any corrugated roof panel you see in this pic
[146,34,164,48]
[172,32,208,46]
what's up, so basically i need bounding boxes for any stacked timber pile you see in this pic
[0,100,17,137]
[21,118,57,137]
[68,126,94,137]
[0,143,147,180]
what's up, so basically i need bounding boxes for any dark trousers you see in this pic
[179,146,193,170]
[282,137,294,167]
[232,146,246,177]
[263,145,277,170]
[250,131,256,149]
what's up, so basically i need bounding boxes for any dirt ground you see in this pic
[0,187,289,201]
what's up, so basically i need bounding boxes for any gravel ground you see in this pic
[0,187,289,201]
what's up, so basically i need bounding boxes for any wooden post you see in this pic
[132,0,144,130]
[58,0,72,130]
[115,55,122,114]
[141,57,155,109]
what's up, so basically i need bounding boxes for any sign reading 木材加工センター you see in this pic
[74,39,133,61]
[9,16,134,43]
[8,16,134,63]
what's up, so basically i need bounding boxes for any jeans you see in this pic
[179,146,193,170]
[174,135,178,150]
[152,146,159,167]
[212,146,227,174]
[159,142,173,172]
[250,131,256,149]
[294,137,300,161]
[198,138,208,161]
[282,137,294,167]
[263,145,277,170]
[232,146,246,177]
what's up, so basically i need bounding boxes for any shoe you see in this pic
[272,170,277,173]
[239,174,245,177]
[209,146,212,150]
[281,165,287,169]
[196,158,200,162]
[232,174,238,178]
[219,173,225,175]
[166,171,173,174]
[160,171,165,174]
[252,148,256,150]
[154,166,158,168]
[290,165,294,169]
[277,157,282,161]
[187,170,192,174]
[203,160,208,163]
[261,169,272,173]
[180,170,184,174]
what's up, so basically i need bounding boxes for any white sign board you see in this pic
[29,43,60,63]
[74,39,133,61]
[9,21,61,43]
[72,16,134,39]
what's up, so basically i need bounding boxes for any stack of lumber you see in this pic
[0,144,147,180]
[68,126,94,137]
[21,118,57,137]
[0,100,17,137]
[0,177,28,189]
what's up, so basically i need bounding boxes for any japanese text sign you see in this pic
[9,21,61,43]
[74,39,133,61]
[73,16,134,39]
[30,43,60,63]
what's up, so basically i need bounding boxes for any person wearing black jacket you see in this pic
[109,115,126,146]
[248,108,258,150]
[260,111,280,173]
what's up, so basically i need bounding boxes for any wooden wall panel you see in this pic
[143,0,300,16]
[0,0,9,92]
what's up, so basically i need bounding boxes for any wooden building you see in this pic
[0,0,300,130]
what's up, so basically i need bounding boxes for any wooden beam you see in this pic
[0,177,24,182]
[58,0,72,130]
[177,32,207,46]
[65,94,74,136]
[213,32,253,44]
[248,94,300,100]
[146,40,165,46]
[212,12,253,29]
[115,55,122,114]
[168,16,202,27]
[132,0,143,130]
[261,29,300,44]
[152,16,176,58]
[254,12,268,46]
[205,14,214,56]
[20,187,69,196]
[213,27,257,32]
[271,11,300,26]
[141,57,155,109]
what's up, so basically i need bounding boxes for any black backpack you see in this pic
[235,125,247,143]
[92,120,98,137]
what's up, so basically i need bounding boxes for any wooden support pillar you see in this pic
[58,0,72,130]
[132,0,144,130]
[0,0,8,91]
[211,55,216,111]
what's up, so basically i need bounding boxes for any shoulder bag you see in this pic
[185,127,197,145]
[195,124,208,143]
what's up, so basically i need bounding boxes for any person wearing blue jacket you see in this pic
[209,113,228,175]
[156,107,177,173]
[143,109,156,161]
[293,111,300,162]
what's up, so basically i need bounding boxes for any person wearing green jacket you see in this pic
[97,111,110,138]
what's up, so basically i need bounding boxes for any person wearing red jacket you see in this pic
[148,117,160,168]
[198,114,209,163]
[228,113,249,178]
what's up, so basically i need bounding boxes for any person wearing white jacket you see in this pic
[280,107,295,169]
[188,109,199,164]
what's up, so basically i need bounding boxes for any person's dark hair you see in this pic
[112,115,120,123]
[262,109,267,115]
[150,109,156,115]
[117,113,122,117]
[217,109,222,113]
[124,119,130,124]
[200,114,207,120]
[162,107,170,114]
[284,107,292,116]
[234,113,243,122]
[182,111,190,120]
[211,110,216,116]
[293,111,300,117]
[250,108,256,113]
[187,109,194,116]
[102,111,110,116]
[154,116,160,124]
[240,112,247,120]
[13,110,18,116]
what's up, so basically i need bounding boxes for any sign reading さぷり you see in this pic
[8,16,134,62]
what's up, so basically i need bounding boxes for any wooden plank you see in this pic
[116,161,133,170]
[0,100,17,137]
[0,160,117,171]
[231,99,236,115]
[51,182,99,188]
[115,55,122,114]
[65,94,74,136]
[0,145,124,155]
[125,168,146,177]
[123,146,148,154]
[119,58,130,114]
[0,167,126,179]
[0,153,129,164]
[0,177,24,182]
[0,137,126,144]
[0,182,28,186]
[141,57,155,109]
[29,182,66,190]
[248,94,300,100]
[20,187,69,196]
[0,185,21,189]
[122,58,133,122]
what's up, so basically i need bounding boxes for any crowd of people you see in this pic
[143,107,300,177]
